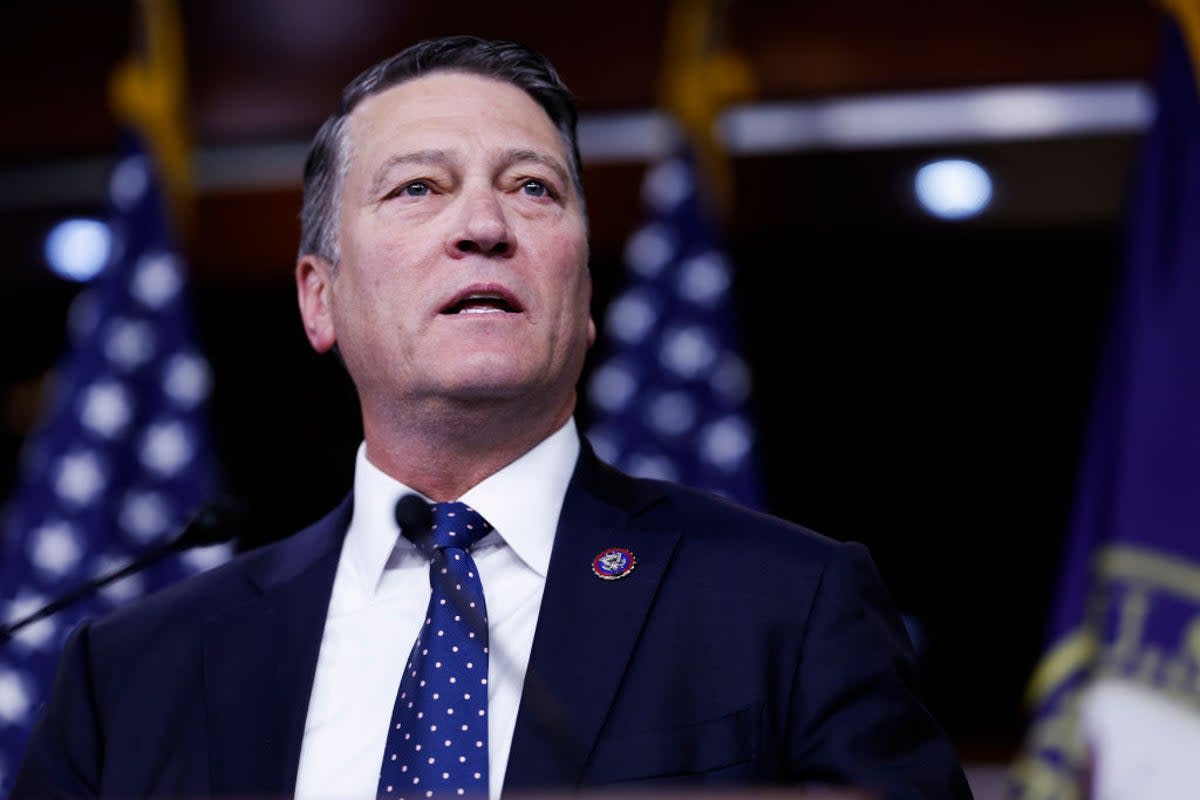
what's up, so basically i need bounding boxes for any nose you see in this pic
[446,187,513,258]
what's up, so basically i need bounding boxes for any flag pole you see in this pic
[657,0,755,223]
[108,0,193,240]
[1159,0,1200,86]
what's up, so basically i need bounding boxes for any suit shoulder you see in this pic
[633,475,845,561]
[89,500,348,650]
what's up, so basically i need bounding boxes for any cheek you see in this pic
[550,267,592,327]
[350,237,425,304]
[561,250,592,323]
[541,226,589,280]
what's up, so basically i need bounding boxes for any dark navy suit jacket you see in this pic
[13,443,973,799]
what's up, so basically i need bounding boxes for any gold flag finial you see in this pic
[107,0,193,238]
[1159,0,1200,89]
[658,0,756,221]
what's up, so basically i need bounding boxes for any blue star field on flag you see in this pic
[586,146,763,510]
[0,130,231,791]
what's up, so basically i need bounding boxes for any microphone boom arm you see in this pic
[0,497,242,645]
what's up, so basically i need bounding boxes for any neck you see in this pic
[361,396,574,501]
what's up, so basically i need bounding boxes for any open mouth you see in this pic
[441,290,523,315]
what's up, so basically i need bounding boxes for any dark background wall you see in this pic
[0,0,1167,764]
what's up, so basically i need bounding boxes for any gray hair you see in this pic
[298,35,586,264]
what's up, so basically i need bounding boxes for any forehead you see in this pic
[345,71,565,165]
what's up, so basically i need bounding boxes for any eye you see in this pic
[521,179,549,198]
[400,181,431,197]
[385,180,432,200]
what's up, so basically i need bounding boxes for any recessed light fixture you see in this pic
[914,158,994,220]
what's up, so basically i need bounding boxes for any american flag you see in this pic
[585,145,763,510]
[0,129,231,790]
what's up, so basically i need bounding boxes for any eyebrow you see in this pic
[365,147,572,200]
[503,148,571,190]
[366,149,453,199]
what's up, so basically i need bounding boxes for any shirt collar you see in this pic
[346,418,579,594]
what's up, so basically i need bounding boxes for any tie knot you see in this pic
[429,501,491,550]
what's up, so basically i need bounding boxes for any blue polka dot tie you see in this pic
[378,502,492,800]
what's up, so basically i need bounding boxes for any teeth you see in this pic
[443,291,516,315]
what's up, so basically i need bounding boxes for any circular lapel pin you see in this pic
[592,547,636,580]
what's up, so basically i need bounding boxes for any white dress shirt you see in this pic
[294,420,579,800]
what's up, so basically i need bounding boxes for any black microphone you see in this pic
[394,492,435,557]
[0,496,246,645]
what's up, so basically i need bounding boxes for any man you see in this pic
[13,35,973,800]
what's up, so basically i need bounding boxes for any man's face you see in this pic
[297,71,594,425]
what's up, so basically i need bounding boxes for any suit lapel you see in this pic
[505,446,680,791]
[202,497,351,795]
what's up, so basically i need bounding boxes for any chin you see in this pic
[438,361,536,399]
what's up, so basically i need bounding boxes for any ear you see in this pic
[296,254,338,353]
[585,271,597,348]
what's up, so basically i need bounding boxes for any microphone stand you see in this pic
[0,497,243,645]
